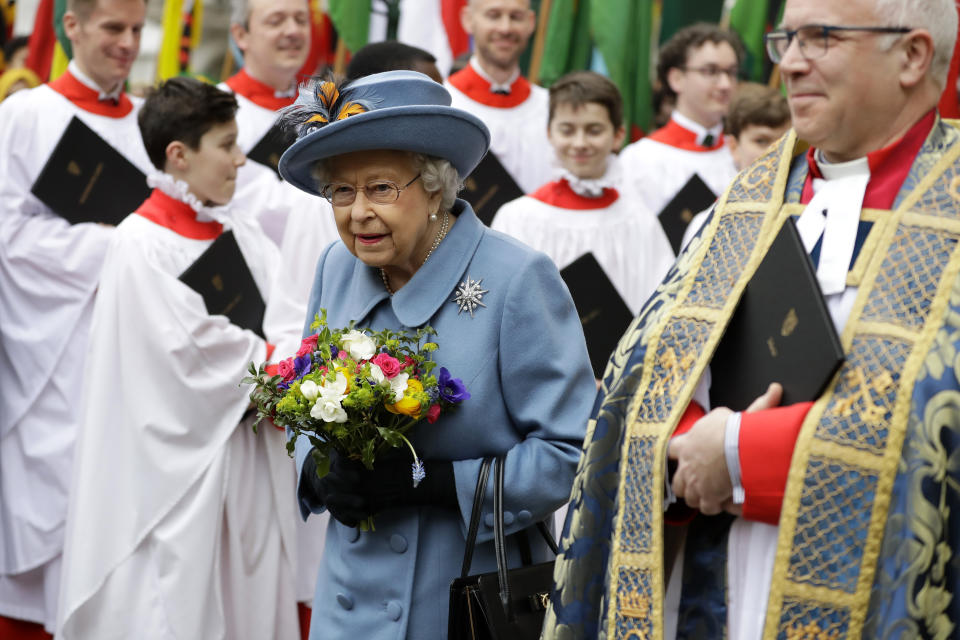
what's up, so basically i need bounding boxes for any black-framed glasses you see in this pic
[681,65,740,81]
[320,174,421,206]
[764,24,912,63]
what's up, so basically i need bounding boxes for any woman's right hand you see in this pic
[303,449,370,527]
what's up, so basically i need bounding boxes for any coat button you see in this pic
[336,593,354,610]
[345,527,360,543]
[517,510,532,525]
[484,513,494,528]
[389,534,408,553]
[503,511,515,526]
[385,601,403,621]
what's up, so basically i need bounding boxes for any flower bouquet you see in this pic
[242,309,470,529]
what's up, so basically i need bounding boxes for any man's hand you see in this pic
[668,383,782,515]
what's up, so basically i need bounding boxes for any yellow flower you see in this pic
[386,379,423,417]
[335,366,353,393]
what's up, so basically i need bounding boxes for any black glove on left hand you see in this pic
[357,456,458,516]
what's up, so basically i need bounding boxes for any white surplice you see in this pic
[55,184,299,640]
[222,87,335,247]
[491,167,675,315]
[445,79,554,194]
[619,118,737,219]
[0,82,152,631]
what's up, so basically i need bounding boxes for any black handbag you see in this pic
[448,455,559,640]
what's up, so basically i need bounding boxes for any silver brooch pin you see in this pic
[453,275,488,317]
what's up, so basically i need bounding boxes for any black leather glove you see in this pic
[303,448,368,527]
[302,448,458,527]
[357,455,458,516]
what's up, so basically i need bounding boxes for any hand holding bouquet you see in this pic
[242,310,469,528]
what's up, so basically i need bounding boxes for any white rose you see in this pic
[310,397,348,423]
[300,380,319,402]
[340,330,377,361]
[367,363,385,385]
[388,372,409,403]
[319,371,348,400]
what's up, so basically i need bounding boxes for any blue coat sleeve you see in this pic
[293,242,336,519]
[452,250,596,542]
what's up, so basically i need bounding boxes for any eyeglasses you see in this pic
[764,24,912,64]
[320,174,421,206]
[681,65,740,81]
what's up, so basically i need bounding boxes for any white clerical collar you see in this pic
[469,56,520,94]
[672,111,723,147]
[68,60,124,103]
[552,154,621,197]
[813,149,870,180]
[147,173,232,225]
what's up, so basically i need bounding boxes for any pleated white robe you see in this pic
[56,203,299,640]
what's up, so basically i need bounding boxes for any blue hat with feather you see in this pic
[278,70,491,197]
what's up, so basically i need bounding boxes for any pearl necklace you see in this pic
[380,210,450,295]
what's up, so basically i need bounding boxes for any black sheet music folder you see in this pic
[709,218,844,411]
[461,151,524,226]
[658,173,717,255]
[560,252,634,378]
[31,116,150,225]
[178,230,266,338]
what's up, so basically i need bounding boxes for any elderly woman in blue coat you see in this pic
[277,70,596,639]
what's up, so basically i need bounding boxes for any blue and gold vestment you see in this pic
[544,118,960,640]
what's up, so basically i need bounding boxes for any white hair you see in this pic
[311,152,463,212]
[874,0,958,88]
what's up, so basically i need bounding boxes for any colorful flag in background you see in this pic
[536,0,591,88]
[659,0,723,43]
[24,0,68,81]
[396,0,469,77]
[328,0,371,56]
[591,0,656,140]
[727,0,783,83]
[157,0,204,80]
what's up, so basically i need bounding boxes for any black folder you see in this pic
[709,218,844,411]
[178,230,266,338]
[560,252,634,378]
[461,151,524,226]
[30,116,150,225]
[246,122,297,178]
[658,174,717,255]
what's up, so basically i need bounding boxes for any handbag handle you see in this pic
[459,457,494,579]
[459,455,560,601]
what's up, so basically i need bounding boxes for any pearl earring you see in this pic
[429,212,438,222]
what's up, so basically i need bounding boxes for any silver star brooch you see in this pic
[452,275,488,317]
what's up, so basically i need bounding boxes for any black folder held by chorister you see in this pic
[460,151,524,226]
[658,173,717,255]
[560,252,634,379]
[178,230,266,339]
[709,218,845,411]
[30,116,151,226]
[246,122,297,179]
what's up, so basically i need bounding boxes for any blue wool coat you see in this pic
[294,200,596,639]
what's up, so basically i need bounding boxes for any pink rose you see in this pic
[371,353,402,378]
[296,334,319,357]
[426,404,442,424]
[277,358,296,381]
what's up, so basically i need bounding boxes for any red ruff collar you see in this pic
[225,69,296,111]
[135,189,223,240]
[447,64,532,108]
[529,179,619,209]
[646,118,725,152]
[801,109,936,209]
[47,70,133,118]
